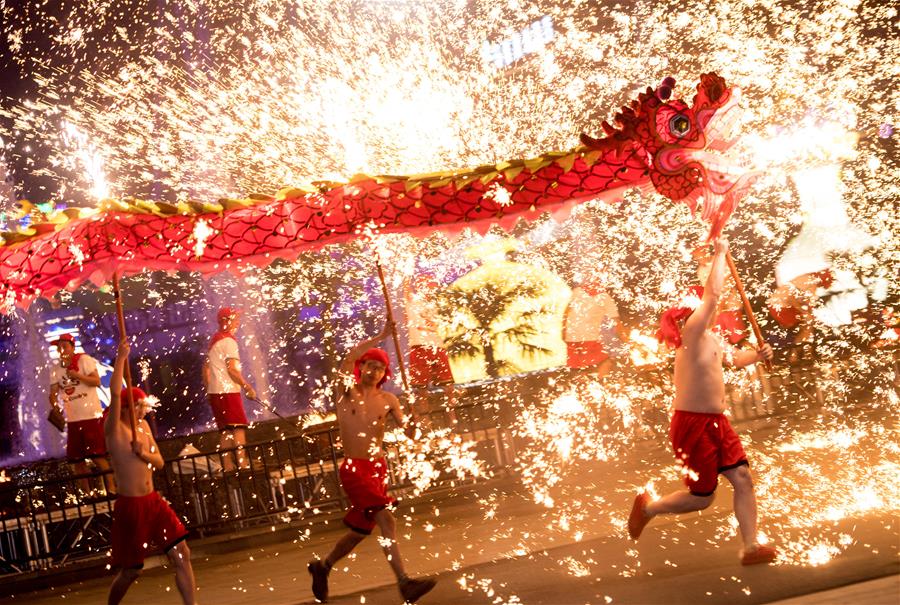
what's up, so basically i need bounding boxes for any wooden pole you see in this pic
[724,251,772,371]
[374,259,412,394]
[112,273,138,442]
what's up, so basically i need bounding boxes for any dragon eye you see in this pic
[669,114,691,137]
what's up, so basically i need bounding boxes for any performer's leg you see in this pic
[94,456,116,494]
[219,429,236,472]
[646,490,715,516]
[376,506,437,602]
[107,568,141,605]
[722,465,777,564]
[233,427,249,469]
[374,508,407,580]
[721,465,757,547]
[324,530,366,568]
[309,529,365,603]
[72,460,91,494]
[630,490,714,540]
[166,541,196,605]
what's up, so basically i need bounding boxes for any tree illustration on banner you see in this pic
[436,280,555,380]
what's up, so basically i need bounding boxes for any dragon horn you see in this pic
[657,77,676,100]
[580,132,605,148]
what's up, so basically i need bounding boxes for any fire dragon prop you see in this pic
[0,73,753,308]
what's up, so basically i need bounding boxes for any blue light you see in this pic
[482,16,554,69]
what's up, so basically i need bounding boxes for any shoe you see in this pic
[741,544,777,565]
[399,576,436,603]
[628,492,651,540]
[308,560,330,602]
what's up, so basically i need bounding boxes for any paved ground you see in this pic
[3,410,898,605]
[3,476,896,605]
[766,575,899,604]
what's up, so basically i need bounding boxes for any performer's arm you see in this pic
[132,422,165,470]
[226,358,256,400]
[339,320,393,375]
[727,343,774,368]
[49,383,60,409]
[67,366,101,387]
[105,340,129,435]
[201,360,210,389]
[685,238,728,337]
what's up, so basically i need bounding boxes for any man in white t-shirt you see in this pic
[49,333,114,494]
[202,308,256,471]
[563,281,625,379]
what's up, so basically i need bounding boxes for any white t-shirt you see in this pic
[207,336,242,394]
[50,354,103,423]
[564,287,620,342]
[405,290,444,348]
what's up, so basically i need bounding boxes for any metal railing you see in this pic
[0,352,871,576]
[0,399,512,574]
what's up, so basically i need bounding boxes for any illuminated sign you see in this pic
[481,16,555,69]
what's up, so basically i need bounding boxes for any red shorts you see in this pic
[409,345,454,387]
[66,417,107,460]
[669,410,748,497]
[566,341,609,368]
[208,392,248,429]
[111,492,188,569]
[716,310,748,344]
[769,304,801,328]
[339,457,396,535]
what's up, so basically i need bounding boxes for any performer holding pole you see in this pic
[627,238,777,565]
[725,251,772,371]
[202,307,257,472]
[375,260,411,392]
[111,273,138,442]
[105,338,196,605]
[307,319,436,604]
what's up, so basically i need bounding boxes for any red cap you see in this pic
[51,333,76,346]
[656,286,704,349]
[217,307,241,324]
[119,387,148,408]
[353,348,392,387]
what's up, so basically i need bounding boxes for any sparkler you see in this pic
[0,0,896,587]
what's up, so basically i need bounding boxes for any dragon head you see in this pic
[581,73,756,240]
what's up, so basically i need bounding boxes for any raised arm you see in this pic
[339,320,394,375]
[684,238,728,338]
[105,339,130,434]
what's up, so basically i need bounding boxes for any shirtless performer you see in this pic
[628,238,777,566]
[105,340,196,604]
[308,321,436,603]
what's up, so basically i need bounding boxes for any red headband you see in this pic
[119,387,148,408]
[656,286,704,349]
[353,348,391,387]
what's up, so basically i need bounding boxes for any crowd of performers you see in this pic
[42,235,874,603]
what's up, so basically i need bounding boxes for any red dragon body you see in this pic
[0,73,753,308]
